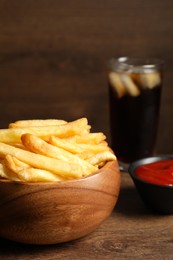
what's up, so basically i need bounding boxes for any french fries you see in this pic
[4,155,65,182]
[64,132,106,144]
[87,151,116,167]
[21,133,97,174]
[49,136,108,154]
[0,142,87,178]
[0,118,116,182]
[0,118,90,143]
[9,119,67,128]
[0,162,20,181]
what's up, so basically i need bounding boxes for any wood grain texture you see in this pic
[0,160,120,245]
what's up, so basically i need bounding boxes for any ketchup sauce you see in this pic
[134,160,173,186]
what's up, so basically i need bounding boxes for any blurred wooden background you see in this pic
[0,0,172,154]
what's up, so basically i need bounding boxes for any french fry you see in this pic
[76,144,109,161]
[0,163,8,179]
[76,143,109,153]
[0,162,20,181]
[87,151,116,166]
[77,151,95,160]
[50,136,108,154]
[64,132,106,145]
[0,118,89,143]
[16,168,66,182]
[4,155,65,182]
[8,143,27,150]
[21,134,97,174]
[9,119,67,128]
[49,136,84,154]
[4,154,30,173]
[0,142,87,178]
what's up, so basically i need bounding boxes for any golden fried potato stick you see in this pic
[0,163,9,179]
[49,136,108,155]
[77,143,109,153]
[87,151,116,166]
[16,168,66,182]
[4,155,65,182]
[65,132,106,144]
[49,136,84,154]
[21,134,97,174]
[8,143,27,150]
[9,119,67,128]
[70,144,110,161]
[0,162,20,181]
[0,118,89,143]
[4,154,30,173]
[77,151,95,160]
[0,142,89,178]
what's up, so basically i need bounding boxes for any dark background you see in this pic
[0,0,172,154]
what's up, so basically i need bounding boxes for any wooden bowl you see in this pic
[0,160,120,244]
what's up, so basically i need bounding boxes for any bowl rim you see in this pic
[0,160,117,186]
[128,155,173,189]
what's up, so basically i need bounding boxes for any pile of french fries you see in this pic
[0,118,116,182]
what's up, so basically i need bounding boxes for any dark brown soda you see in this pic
[109,82,162,163]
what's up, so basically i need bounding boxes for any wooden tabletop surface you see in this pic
[0,171,173,260]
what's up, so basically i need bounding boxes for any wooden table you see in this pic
[1,171,173,260]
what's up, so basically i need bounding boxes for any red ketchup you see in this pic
[134,160,173,186]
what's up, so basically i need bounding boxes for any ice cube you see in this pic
[120,74,140,97]
[139,72,161,89]
[108,72,126,98]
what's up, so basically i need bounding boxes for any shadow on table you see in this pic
[0,236,75,256]
[115,185,152,216]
